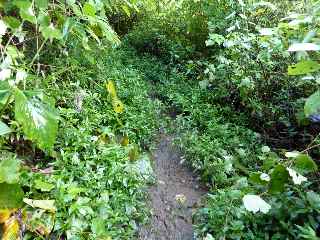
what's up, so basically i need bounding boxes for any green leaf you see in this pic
[269,165,289,194]
[97,20,120,45]
[35,0,48,9]
[91,218,106,236]
[249,172,268,185]
[16,0,36,24]
[305,91,320,117]
[83,3,96,17]
[34,179,54,192]
[0,82,11,107]
[295,154,318,174]
[0,121,12,136]
[121,5,131,17]
[37,13,50,27]
[13,0,31,9]
[0,183,24,208]
[262,152,278,170]
[14,89,59,150]
[3,16,21,29]
[0,157,19,183]
[41,24,62,40]
[288,61,320,75]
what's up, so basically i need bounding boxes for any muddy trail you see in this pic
[139,133,207,240]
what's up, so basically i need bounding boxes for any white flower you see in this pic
[90,136,98,142]
[287,167,307,185]
[260,173,270,182]
[0,20,7,36]
[243,194,271,214]
[261,146,270,153]
[0,69,11,81]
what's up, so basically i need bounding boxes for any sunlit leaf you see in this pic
[0,209,14,223]
[243,194,271,214]
[288,61,320,75]
[121,5,131,17]
[2,215,20,240]
[106,80,117,98]
[0,121,12,136]
[287,167,307,185]
[18,2,36,24]
[288,43,320,52]
[0,20,7,36]
[285,151,300,158]
[35,0,48,9]
[41,24,62,40]
[83,3,96,17]
[16,70,27,83]
[91,218,106,236]
[112,98,124,113]
[0,69,11,81]
[14,89,59,150]
[34,179,54,192]
[23,198,56,212]
[97,20,120,45]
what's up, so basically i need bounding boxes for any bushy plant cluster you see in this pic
[1,0,320,239]
[0,1,162,238]
[125,0,320,239]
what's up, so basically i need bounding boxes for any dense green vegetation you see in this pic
[0,0,320,239]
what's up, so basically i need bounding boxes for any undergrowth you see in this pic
[1,0,320,239]
[124,0,320,239]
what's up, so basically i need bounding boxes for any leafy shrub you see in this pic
[194,149,320,239]
[125,1,320,239]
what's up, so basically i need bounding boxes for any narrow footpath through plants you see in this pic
[138,132,206,240]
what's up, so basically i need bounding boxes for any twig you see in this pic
[302,143,320,153]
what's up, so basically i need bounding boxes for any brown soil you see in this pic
[138,133,206,240]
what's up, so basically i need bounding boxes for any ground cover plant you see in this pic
[0,0,320,239]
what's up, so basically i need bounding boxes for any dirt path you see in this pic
[139,133,206,240]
